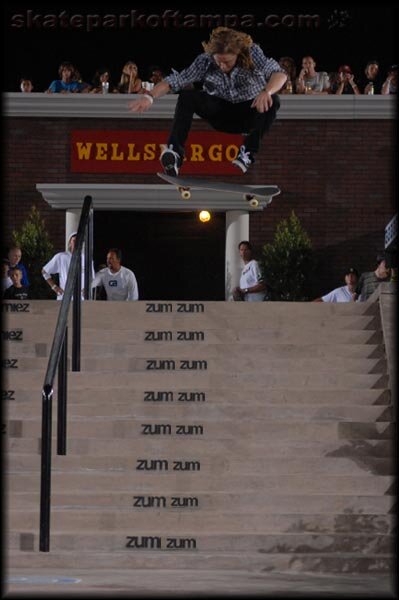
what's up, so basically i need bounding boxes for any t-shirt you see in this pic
[240,259,266,302]
[42,251,88,300]
[92,266,139,301]
[303,71,330,92]
[3,285,30,300]
[48,80,83,93]
[356,271,390,301]
[322,285,354,303]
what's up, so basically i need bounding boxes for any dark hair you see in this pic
[108,248,122,261]
[238,241,252,250]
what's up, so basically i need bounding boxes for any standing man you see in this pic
[233,241,267,302]
[130,27,286,175]
[92,248,139,301]
[313,267,359,302]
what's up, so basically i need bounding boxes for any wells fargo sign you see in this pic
[71,130,242,174]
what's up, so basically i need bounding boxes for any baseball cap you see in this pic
[345,267,359,276]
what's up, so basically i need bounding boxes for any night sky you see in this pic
[2,2,397,92]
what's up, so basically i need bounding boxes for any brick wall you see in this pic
[4,115,394,296]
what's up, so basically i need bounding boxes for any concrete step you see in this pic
[7,471,394,495]
[2,355,388,374]
[8,491,395,513]
[4,387,391,406]
[6,550,393,574]
[8,509,396,533]
[3,341,386,359]
[5,401,393,422]
[6,453,394,476]
[6,437,394,459]
[3,370,389,390]
[6,418,394,441]
[7,530,393,554]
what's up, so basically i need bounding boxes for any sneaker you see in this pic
[232,146,255,173]
[160,145,182,177]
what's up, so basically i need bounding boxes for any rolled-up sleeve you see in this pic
[164,54,210,92]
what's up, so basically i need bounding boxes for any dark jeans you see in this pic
[167,90,280,158]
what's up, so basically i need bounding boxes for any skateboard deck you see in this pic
[157,172,280,208]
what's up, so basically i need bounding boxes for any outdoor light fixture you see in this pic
[199,210,211,222]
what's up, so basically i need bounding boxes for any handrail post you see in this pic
[40,384,53,552]
[72,260,81,372]
[85,208,94,300]
[57,327,68,455]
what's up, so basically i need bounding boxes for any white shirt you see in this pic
[240,259,266,302]
[322,285,354,303]
[92,266,139,301]
[42,251,91,300]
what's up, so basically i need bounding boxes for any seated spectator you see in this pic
[233,241,267,302]
[91,248,139,301]
[117,61,143,94]
[278,56,297,93]
[2,260,12,292]
[42,232,93,300]
[330,65,361,95]
[296,56,330,94]
[46,61,85,94]
[3,267,30,300]
[313,267,358,302]
[354,254,391,301]
[142,65,166,91]
[381,64,397,95]
[19,78,33,93]
[7,246,29,287]
[90,67,118,94]
[358,60,383,94]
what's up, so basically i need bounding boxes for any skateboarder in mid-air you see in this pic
[129,27,287,176]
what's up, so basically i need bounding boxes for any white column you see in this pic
[225,211,249,300]
[65,210,81,250]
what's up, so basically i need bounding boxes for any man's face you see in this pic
[345,272,358,287]
[377,260,391,278]
[213,53,238,73]
[8,248,22,265]
[239,244,251,262]
[107,252,121,272]
[68,236,76,252]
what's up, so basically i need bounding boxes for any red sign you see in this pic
[70,130,242,174]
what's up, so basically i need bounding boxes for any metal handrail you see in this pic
[39,195,93,552]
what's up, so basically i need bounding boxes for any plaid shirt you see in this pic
[165,44,285,103]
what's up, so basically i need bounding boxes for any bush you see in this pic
[12,206,54,299]
[261,211,315,301]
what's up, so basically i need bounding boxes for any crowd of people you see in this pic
[18,57,397,96]
[3,240,392,304]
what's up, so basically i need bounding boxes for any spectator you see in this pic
[42,232,92,300]
[46,61,84,94]
[330,65,361,95]
[278,56,297,93]
[90,67,117,94]
[2,260,12,292]
[313,267,358,302]
[130,27,286,175]
[19,78,33,93]
[142,65,166,91]
[117,61,143,94]
[7,246,29,287]
[354,254,391,301]
[3,267,30,300]
[296,56,330,94]
[232,241,267,302]
[358,60,383,94]
[91,248,139,301]
[381,64,397,95]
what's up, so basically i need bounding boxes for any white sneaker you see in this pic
[160,145,182,177]
[232,146,255,173]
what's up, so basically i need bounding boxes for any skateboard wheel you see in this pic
[249,198,259,208]
[181,190,191,200]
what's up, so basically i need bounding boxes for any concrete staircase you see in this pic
[3,296,395,595]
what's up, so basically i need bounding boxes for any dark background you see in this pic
[2,2,397,92]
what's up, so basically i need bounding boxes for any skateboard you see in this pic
[157,173,280,208]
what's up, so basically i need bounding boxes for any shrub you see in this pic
[261,211,315,301]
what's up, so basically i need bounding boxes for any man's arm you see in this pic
[251,72,287,112]
[129,80,171,113]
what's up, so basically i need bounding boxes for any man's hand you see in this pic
[251,90,273,113]
[129,95,153,113]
